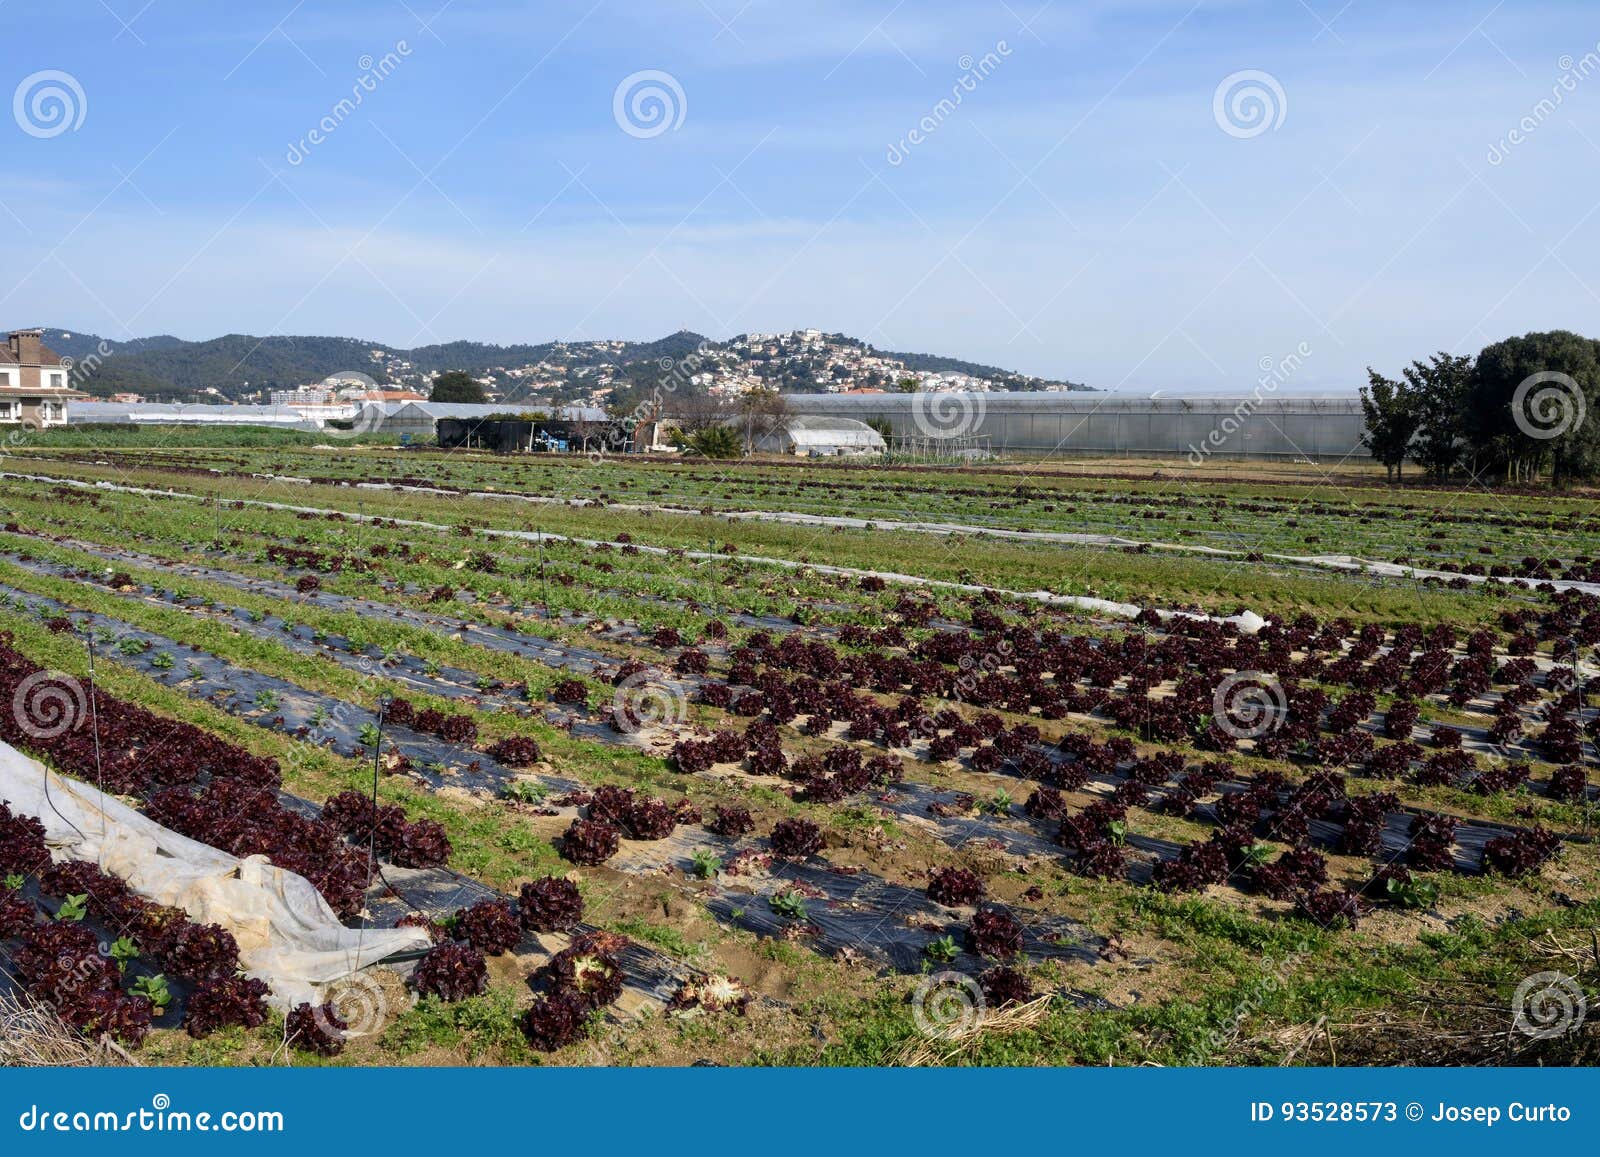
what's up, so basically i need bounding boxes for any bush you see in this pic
[518,877,584,934]
[522,992,592,1051]
[185,977,270,1038]
[966,909,1024,960]
[927,867,985,907]
[410,943,488,1001]
[285,1002,346,1056]
[680,426,743,459]
[769,818,823,860]
[978,966,1033,1007]
[454,899,522,955]
[561,818,621,866]
[539,932,626,1010]
[708,805,754,838]
[487,736,543,766]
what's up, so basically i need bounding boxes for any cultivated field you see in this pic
[1,441,1597,1066]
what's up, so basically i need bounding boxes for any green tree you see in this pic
[679,425,743,458]
[1358,369,1418,483]
[1402,352,1474,478]
[1467,331,1600,486]
[430,370,487,404]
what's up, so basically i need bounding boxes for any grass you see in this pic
[0,454,1541,627]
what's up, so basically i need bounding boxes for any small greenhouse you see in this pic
[751,415,886,456]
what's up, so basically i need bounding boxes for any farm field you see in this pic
[11,442,1600,582]
[1,444,1597,1067]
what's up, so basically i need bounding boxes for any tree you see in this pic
[678,425,742,458]
[566,411,610,454]
[430,370,487,404]
[1466,331,1600,486]
[663,392,732,435]
[1359,369,1418,483]
[734,387,788,454]
[1402,352,1473,478]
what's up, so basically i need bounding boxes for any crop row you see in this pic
[40,447,1600,572]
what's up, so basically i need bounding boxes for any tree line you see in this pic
[1361,330,1600,486]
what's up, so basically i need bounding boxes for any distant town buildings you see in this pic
[269,386,337,407]
[264,381,427,422]
[58,326,1083,421]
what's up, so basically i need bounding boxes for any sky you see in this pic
[1,0,1598,390]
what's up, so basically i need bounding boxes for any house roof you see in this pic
[346,390,428,402]
[0,347,65,366]
[0,386,88,398]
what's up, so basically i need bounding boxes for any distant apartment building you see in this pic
[0,329,87,427]
[269,386,337,406]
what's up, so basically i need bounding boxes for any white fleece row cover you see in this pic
[0,741,429,1009]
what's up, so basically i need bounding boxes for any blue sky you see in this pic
[2,0,1598,389]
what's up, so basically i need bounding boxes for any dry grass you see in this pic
[0,989,135,1067]
[892,995,1055,1067]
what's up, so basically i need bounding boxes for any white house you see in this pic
[0,330,87,427]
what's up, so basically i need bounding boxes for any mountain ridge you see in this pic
[10,325,1092,402]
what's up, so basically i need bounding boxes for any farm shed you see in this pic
[751,415,886,456]
[382,401,607,441]
[431,405,615,452]
[780,390,1366,460]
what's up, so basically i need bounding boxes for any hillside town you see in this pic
[350,328,1082,408]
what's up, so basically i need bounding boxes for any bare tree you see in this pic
[736,387,788,453]
[663,393,734,436]
[564,410,610,453]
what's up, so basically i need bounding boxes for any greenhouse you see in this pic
[780,391,1366,460]
[750,415,887,456]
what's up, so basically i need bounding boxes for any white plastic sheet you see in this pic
[0,741,430,1009]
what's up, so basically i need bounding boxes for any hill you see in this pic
[8,325,1093,402]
